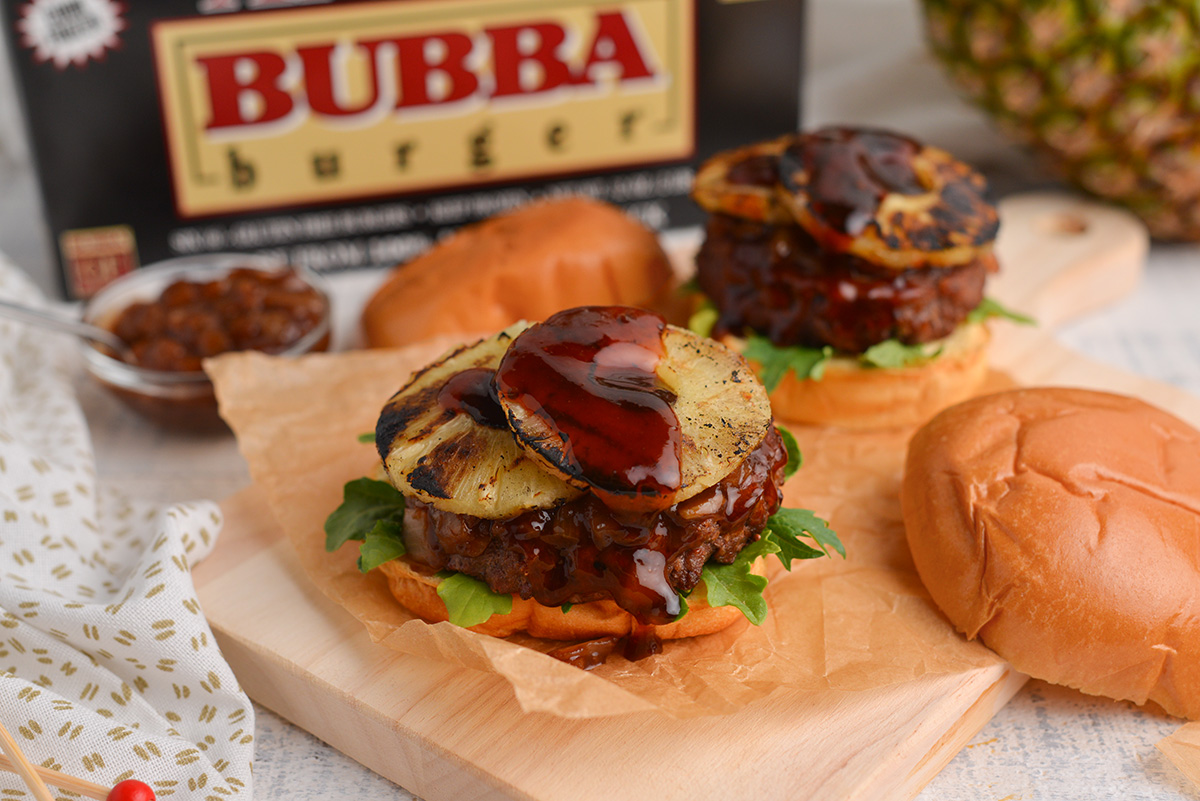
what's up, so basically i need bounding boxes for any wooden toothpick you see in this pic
[0,717,57,801]
[0,752,112,799]
[0,718,156,801]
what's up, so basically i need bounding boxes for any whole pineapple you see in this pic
[920,0,1200,240]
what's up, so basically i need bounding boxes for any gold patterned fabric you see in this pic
[0,265,254,799]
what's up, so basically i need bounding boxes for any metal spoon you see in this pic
[0,297,135,362]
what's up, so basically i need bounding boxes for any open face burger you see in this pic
[689,126,1030,428]
[324,305,841,665]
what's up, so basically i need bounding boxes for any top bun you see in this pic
[902,387,1200,719]
[362,197,675,348]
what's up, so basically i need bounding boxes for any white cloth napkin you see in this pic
[0,263,255,799]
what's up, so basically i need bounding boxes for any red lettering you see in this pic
[298,43,384,117]
[194,9,659,130]
[367,33,478,108]
[199,52,294,129]
[578,12,654,83]
[487,22,574,97]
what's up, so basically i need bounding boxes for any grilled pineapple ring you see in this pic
[691,136,794,225]
[377,323,582,519]
[777,128,999,270]
[499,324,773,510]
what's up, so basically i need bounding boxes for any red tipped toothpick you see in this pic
[0,718,155,801]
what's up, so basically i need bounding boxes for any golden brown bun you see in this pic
[735,323,990,429]
[377,557,753,641]
[902,387,1200,720]
[362,197,675,348]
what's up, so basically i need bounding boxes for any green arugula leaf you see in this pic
[700,537,781,626]
[967,297,1036,326]
[687,303,719,339]
[764,528,825,566]
[776,425,802,480]
[561,603,573,614]
[357,431,375,443]
[356,519,407,572]
[765,507,845,570]
[859,339,939,369]
[673,593,690,623]
[324,478,406,552]
[743,335,833,392]
[436,572,513,628]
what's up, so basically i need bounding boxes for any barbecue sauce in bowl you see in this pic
[82,257,330,432]
[495,306,683,514]
[108,266,328,371]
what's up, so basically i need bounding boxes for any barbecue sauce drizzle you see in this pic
[428,307,702,660]
[547,622,661,669]
[495,306,683,512]
[778,127,925,239]
[437,367,508,429]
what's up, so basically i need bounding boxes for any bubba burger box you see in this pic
[2,0,803,298]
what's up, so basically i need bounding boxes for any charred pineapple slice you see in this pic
[497,319,772,512]
[691,136,794,225]
[776,127,999,270]
[376,323,582,519]
[656,326,774,501]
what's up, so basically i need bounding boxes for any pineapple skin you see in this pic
[920,0,1200,240]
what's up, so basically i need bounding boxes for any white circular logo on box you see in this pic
[18,0,126,69]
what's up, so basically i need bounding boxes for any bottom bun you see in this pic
[742,323,990,429]
[377,558,754,641]
[903,387,1200,720]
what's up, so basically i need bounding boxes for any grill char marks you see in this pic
[376,324,582,519]
[376,382,443,462]
[404,430,494,500]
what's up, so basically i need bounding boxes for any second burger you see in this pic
[690,126,1031,428]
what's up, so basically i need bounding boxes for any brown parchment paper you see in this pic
[206,343,1003,719]
[1159,723,1200,789]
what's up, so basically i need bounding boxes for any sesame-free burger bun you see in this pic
[362,197,675,348]
[902,387,1200,719]
[735,322,990,429]
[378,557,756,641]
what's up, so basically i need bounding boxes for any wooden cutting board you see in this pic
[192,192,1169,801]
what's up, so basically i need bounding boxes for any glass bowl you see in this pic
[80,253,332,433]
